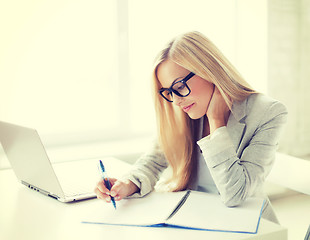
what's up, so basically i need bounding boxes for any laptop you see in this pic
[0,121,98,202]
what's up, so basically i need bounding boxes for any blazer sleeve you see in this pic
[197,100,288,207]
[121,140,168,198]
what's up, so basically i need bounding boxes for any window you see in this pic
[0,1,120,146]
[0,0,269,169]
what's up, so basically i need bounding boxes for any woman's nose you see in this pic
[172,94,183,106]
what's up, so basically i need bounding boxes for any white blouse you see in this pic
[195,117,226,194]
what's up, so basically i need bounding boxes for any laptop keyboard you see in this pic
[53,160,99,197]
[62,182,94,197]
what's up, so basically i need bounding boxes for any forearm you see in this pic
[121,142,168,198]
[197,127,270,207]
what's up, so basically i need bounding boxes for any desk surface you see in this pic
[0,158,287,240]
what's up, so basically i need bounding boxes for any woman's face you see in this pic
[157,59,214,119]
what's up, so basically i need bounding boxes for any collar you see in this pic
[229,97,248,123]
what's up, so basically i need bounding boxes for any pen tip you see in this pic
[112,200,116,209]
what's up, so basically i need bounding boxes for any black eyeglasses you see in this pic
[159,72,195,102]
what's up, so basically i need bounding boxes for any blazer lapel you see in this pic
[227,99,247,154]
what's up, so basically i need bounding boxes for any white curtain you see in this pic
[268,0,310,157]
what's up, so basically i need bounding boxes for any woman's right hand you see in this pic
[94,178,139,202]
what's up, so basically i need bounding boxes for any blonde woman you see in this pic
[95,31,287,223]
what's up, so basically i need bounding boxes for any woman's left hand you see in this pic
[206,86,230,134]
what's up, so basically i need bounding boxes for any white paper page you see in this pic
[166,191,264,233]
[83,191,187,226]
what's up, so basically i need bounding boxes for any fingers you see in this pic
[94,178,117,202]
[94,180,110,202]
[206,85,228,119]
[110,181,126,201]
[111,180,139,201]
[95,178,139,203]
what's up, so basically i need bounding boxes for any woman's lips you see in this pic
[182,103,195,113]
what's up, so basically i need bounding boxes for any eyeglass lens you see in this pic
[161,82,190,102]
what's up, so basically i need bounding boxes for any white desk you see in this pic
[0,158,287,240]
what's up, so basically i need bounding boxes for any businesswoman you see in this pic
[95,31,287,223]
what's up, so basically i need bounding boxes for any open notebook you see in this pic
[82,190,265,234]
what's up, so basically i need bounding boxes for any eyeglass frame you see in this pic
[158,72,195,102]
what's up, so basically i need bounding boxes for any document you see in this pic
[82,190,265,234]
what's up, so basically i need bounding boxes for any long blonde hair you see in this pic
[152,31,255,191]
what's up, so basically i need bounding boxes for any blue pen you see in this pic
[99,160,116,209]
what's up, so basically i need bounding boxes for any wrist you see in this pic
[208,119,226,135]
[127,180,139,196]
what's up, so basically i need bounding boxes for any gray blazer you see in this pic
[122,93,288,223]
